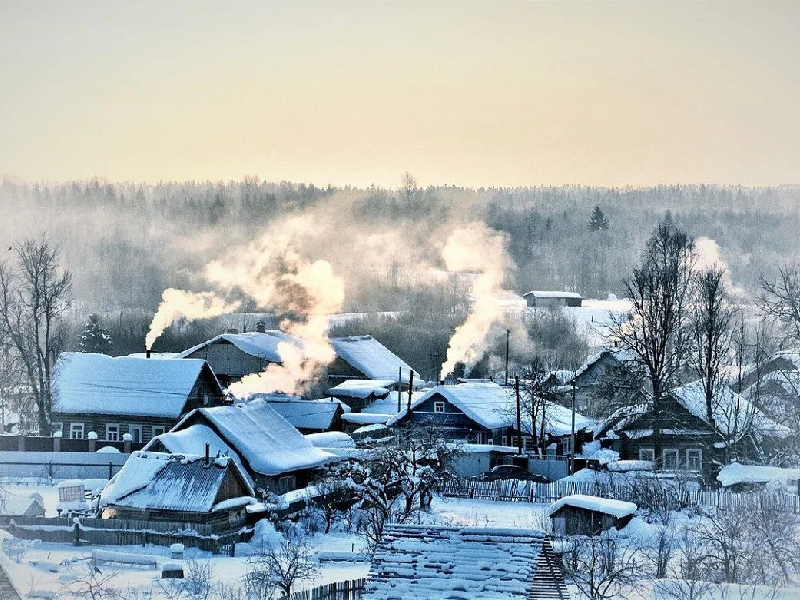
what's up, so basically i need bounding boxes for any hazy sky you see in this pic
[1,1,799,188]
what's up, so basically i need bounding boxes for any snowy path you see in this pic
[0,561,21,600]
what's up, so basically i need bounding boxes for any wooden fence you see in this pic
[438,478,800,513]
[1,516,252,554]
[280,578,366,600]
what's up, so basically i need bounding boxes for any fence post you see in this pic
[73,518,80,547]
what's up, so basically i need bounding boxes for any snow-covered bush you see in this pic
[1,537,39,563]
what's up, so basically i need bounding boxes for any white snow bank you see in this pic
[717,462,800,487]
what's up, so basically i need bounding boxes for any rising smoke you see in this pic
[146,289,241,350]
[439,222,513,379]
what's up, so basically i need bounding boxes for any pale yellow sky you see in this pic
[1,1,798,187]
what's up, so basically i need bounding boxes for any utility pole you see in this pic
[407,370,414,413]
[570,380,577,475]
[504,329,510,385]
[515,376,522,455]
[397,367,402,413]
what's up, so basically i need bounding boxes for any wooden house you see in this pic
[144,399,337,494]
[596,380,789,481]
[327,379,394,412]
[568,348,643,416]
[388,382,593,457]
[99,451,254,533]
[51,353,225,444]
[252,393,348,433]
[548,495,637,536]
[523,290,582,308]
[327,336,421,389]
[364,524,568,600]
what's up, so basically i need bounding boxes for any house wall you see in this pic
[550,506,622,536]
[50,414,176,444]
[399,393,490,441]
[184,342,270,386]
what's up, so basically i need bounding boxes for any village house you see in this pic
[548,495,637,536]
[523,290,583,308]
[51,353,225,444]
[327,335,421,389]
[99,451,255,533]
[364,524,568,600]
[567,348,643,416]
[388,382,593,458]
[327,379,394,412]
[144,399,337,494]
[595,380,789,481]
[717,462,800,494]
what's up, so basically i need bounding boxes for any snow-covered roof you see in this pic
[304,431,356,449]
[144,424,252,486]
[2,492,45,517]
[717,462,800,487]
[100,451,254,513]
[178,330,310,363]
[573,348,635,380]
[342,412,393,425]
[176,399,336,476]
[388,382,593,435]
[547,494,637,519]
[53,352,215,418]
[365,524,549,600]
[328,379,394,400]
[523,291,582,299]
[365,391,424,415]
[671,380,789,438]
[252,394,343,431]
[329,336,420,383]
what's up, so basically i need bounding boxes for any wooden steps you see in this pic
[528,538,570,600]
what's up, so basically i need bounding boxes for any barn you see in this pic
[523,290,583,308]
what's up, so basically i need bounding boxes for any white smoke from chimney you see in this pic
[206,216,345,396]
[439,222,512,380]
[694,236,745,298]
[146,288,240,350]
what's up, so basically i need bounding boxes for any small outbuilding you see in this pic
[547,494,636,536]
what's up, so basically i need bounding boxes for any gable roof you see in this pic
[329,336,420,383]
[175,400,336,477]
[573,348,636,380]
[365,524,552,600]
[53,353,216,418]
[328,379,394,400]
[523,290,582,299]
[144,424,253,486]
[252,394,343,431]
[99,451,254,513]
[177,330,308,363]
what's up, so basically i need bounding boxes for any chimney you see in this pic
[256,321,266,333]
[146,349,151,359]
[204,443,210,466]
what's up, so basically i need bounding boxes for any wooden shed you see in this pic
[547,494,636,536]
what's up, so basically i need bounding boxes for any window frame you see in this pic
[433,401,446,414]
[70,423,85,440]
[151,426,166,439]
[128,424,143,443]
[105,423,120,442]
[639,448,655,462]
[686,449,702,471]
[662,448,680,470]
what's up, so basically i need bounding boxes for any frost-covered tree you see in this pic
[588,205,610,232]
[78,314,112,354]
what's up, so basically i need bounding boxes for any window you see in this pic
[663,449,679,470]
[639,448,655,462]
[105,424,120,441]
[522,436,532,451]
[510,436,518,448]
[128,425,143,443]
[686,449,702,471]
[487,438,494,445]
[276,475,296,494]
[434,401,445,414]
[501,436,508,446]
[152,426,166,439]
[70,423,84,440]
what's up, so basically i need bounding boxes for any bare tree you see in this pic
[399,171,418,204]
[692,267,735,424]
[562,535,645,600]
[609,220,695,464]
[759,265,800,346]
[0,237,72,432]
[248,529,319,597]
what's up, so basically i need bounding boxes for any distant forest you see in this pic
[2,178,799,361]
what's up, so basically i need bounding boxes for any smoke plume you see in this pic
[146,289,240,350]
[694,236,745,298]
[439,222,512,379]
[204,216,345,396]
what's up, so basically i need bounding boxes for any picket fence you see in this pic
[280,578,366,600]
[438,478,800,513]
[2,516,251,554]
